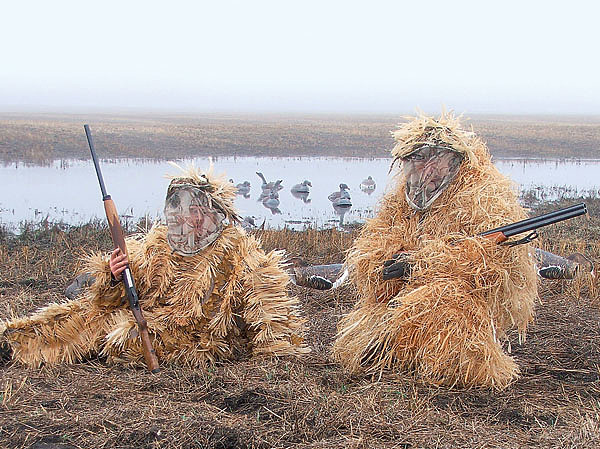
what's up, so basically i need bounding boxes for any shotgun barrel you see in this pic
[480,203,587,243]
[84,125,160,373]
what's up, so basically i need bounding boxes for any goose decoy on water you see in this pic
[332,195,352,208]
[291,180,312,194]
[257,184,279,202]
[262,190,280,207]
[256,172,284,192]
[262,190,281,215]
[235,181,251,197]
[359,176,376,194]
[328,183,350,203]
[291,180,312,203]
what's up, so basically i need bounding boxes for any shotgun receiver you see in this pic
[84,124,160,373]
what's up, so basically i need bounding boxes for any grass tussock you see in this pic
[1,199,600,448]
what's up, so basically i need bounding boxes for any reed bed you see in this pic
[1,198,599,448]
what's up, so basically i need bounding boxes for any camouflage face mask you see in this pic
[164,185,226,256]
[401,145,464,210]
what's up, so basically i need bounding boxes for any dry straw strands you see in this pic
[334,111,538,389]
[2,166,308,368]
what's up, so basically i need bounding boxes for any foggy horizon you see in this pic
[2,1,599,116]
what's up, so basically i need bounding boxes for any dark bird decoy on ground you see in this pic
[256,172,284,192]
[328,183,351,203]
[360,176,376,194]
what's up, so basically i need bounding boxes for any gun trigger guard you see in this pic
[503,230,538,247]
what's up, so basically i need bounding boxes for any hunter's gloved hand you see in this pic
[0,339,12,366]
[382,253,413,281]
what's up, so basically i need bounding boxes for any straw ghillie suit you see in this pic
[333,113,537,389]
[2,166,308,368]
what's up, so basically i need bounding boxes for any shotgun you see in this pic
[480,202,587,244]
[84,124,160,373]
[382,203,588,280]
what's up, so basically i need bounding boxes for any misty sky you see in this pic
[2,0,598,114]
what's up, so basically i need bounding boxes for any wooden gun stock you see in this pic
[103,197,129,257]
[482,231,509,244]
[85,124,160,374]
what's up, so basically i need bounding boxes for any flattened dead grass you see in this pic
[1,198,599,448]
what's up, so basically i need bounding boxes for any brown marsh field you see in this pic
[1,114,600,448]
[1,113,600,164]
[1,197,600,449]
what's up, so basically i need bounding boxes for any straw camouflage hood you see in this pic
[164,164,240,256]
[391,112,486,210]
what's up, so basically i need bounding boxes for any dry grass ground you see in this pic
[1,113,599,164]
[1,199,599,448]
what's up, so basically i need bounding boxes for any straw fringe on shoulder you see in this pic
[2,224,308,368]
[333,112,537,389]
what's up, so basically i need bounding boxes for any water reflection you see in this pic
[333,203,352,226]
[291,190,311,203]
[261,191,282,215]
[1,156,599,230]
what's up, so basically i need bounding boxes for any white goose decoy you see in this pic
[360,176,376,193]
[333,194,352,208]
[328,183,350,203]
[257,184,278,202]
[256,172,284,192]
[291,180,312,194]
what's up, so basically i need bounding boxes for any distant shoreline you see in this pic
[2,113,599,163]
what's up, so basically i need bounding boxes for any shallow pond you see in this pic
[2,157,599,230]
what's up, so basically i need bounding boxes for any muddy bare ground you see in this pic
[1,200,600,448]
